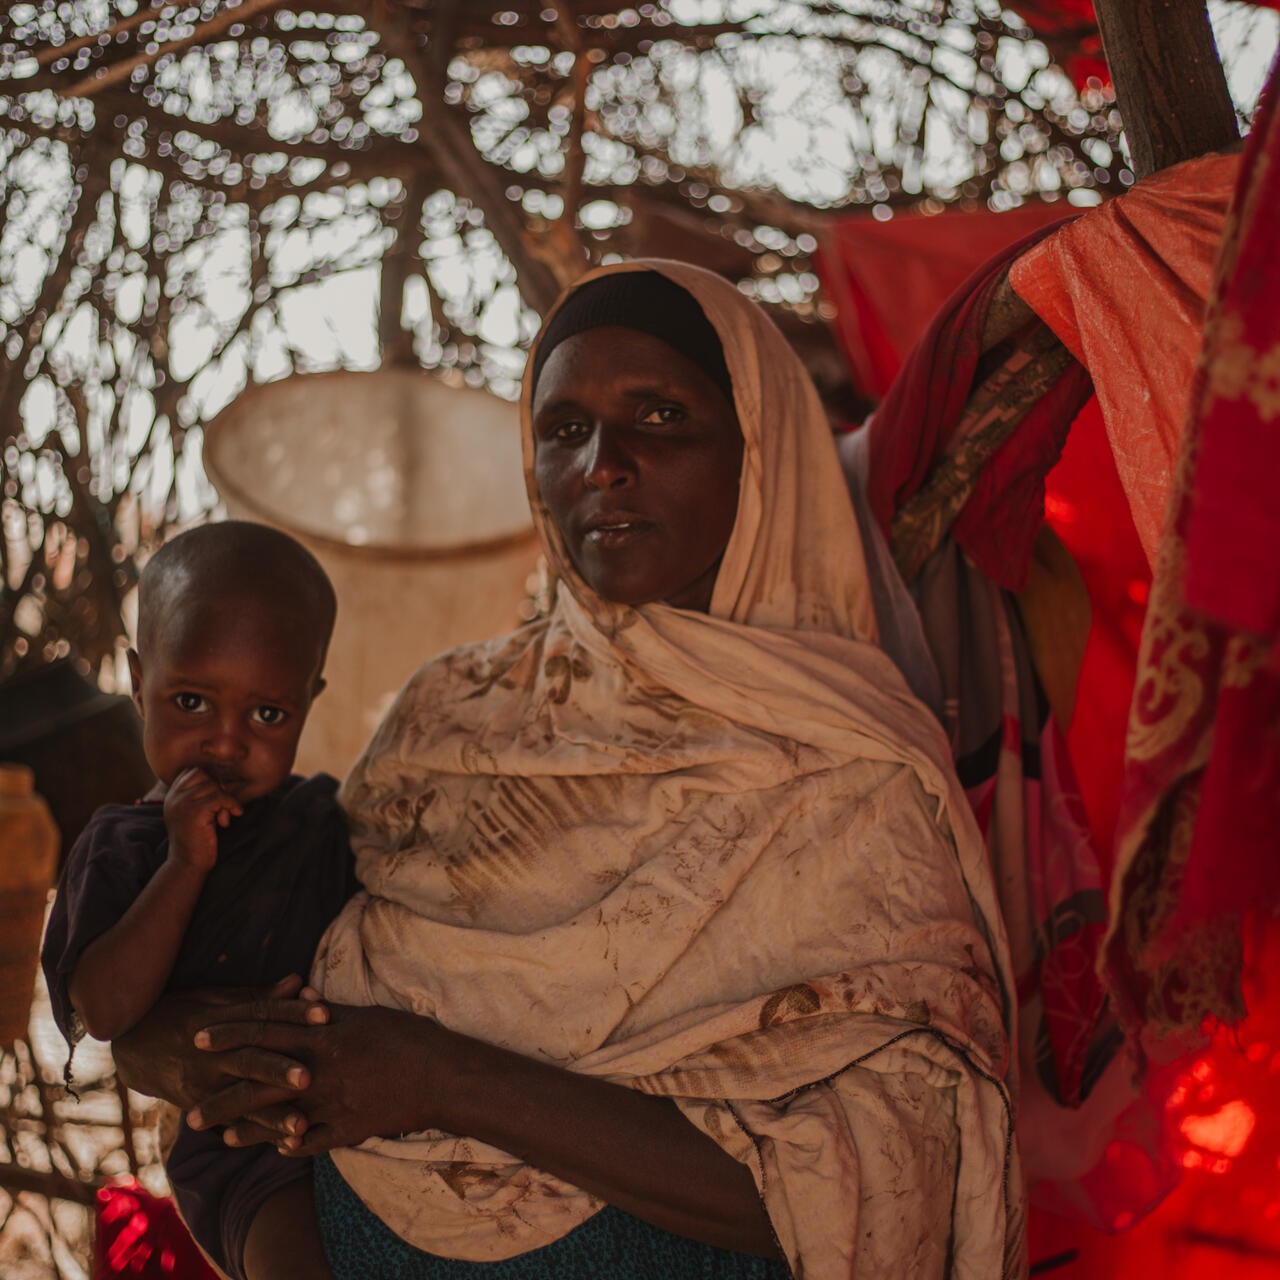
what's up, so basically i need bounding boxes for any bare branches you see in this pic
[33,2,169,69]
[378,6,562,313]
[0,0,1172,682]
[57,0,295,100]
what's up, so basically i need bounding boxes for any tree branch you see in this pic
[57,0,294,100]
[378,10,562,314]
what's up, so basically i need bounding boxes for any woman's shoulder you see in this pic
[396,617,553,702]
[347,619,553,779]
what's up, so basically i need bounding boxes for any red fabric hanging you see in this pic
[815,203,1074,399]
[1147,53,1280,943]
[836,219,1093,591]
[816,204,1149,863]
[815,46,1280,1280]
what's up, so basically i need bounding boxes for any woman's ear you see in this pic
[126,648,145,716]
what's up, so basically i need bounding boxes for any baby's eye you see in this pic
[252,705,288,727]
[173,692,209,713]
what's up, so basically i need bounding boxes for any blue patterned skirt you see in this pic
[313,1153,792,1279]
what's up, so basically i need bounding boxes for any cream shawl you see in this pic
[318,260,1025,1279]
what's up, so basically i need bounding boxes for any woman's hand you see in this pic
[112,975,327,1116]
[190,1000,782,1259]
[190,1003,443,1154]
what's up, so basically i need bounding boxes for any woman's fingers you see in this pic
[195,1019,319,1056]
[189,1006,434,1149]
[189,1070,306,1130]
[111,988,321,1112]
[222,1121,281,1149]
[192,999,328,1050]
[219,992,326,1026]
[221,1102,309,1147]
[288,1123,339,1157]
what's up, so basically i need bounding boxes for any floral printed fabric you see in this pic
[316,260,1025,1278]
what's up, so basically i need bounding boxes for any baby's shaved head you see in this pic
[136,522,336,680]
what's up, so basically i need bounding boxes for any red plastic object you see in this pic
[93,1179,219,1279]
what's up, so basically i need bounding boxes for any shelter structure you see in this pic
[1,0,1205,696]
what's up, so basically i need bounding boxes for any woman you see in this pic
[117,261,1022,1279]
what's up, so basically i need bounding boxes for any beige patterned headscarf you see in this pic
[319,260,1025,1278]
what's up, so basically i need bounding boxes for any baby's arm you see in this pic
[68,768,241,1041]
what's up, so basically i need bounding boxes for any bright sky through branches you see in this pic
[2,0,1276,530]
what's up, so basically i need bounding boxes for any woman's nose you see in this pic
[583,426,635,490]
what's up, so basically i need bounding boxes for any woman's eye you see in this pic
[641,405,683,427]
[550,420,587,442]
[173,692,209,713]
[252,705,288,727]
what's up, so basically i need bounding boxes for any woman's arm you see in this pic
[193,1005,782,1260]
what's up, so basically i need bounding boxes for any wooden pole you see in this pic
[1093,0,1239,180]
[540,4,592,285]
[0,1164,100,1207]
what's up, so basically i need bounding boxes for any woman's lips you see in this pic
[583,520,655,549]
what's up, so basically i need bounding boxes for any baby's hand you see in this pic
[164,767,242,873]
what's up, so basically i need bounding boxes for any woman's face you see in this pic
[532,325,744,613]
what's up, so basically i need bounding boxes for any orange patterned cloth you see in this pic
[1103,59,1280,1040]
[1009,154,1238,568]
[1001,145,1279,1040]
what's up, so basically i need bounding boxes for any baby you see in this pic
[42,519,356,1276]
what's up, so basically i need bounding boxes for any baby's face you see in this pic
[129,601,323,805]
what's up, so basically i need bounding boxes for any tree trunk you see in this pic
[1094,0,1239,180]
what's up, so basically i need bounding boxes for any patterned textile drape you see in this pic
[862,233,1117,1117]
[1103,53,1280,1042]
